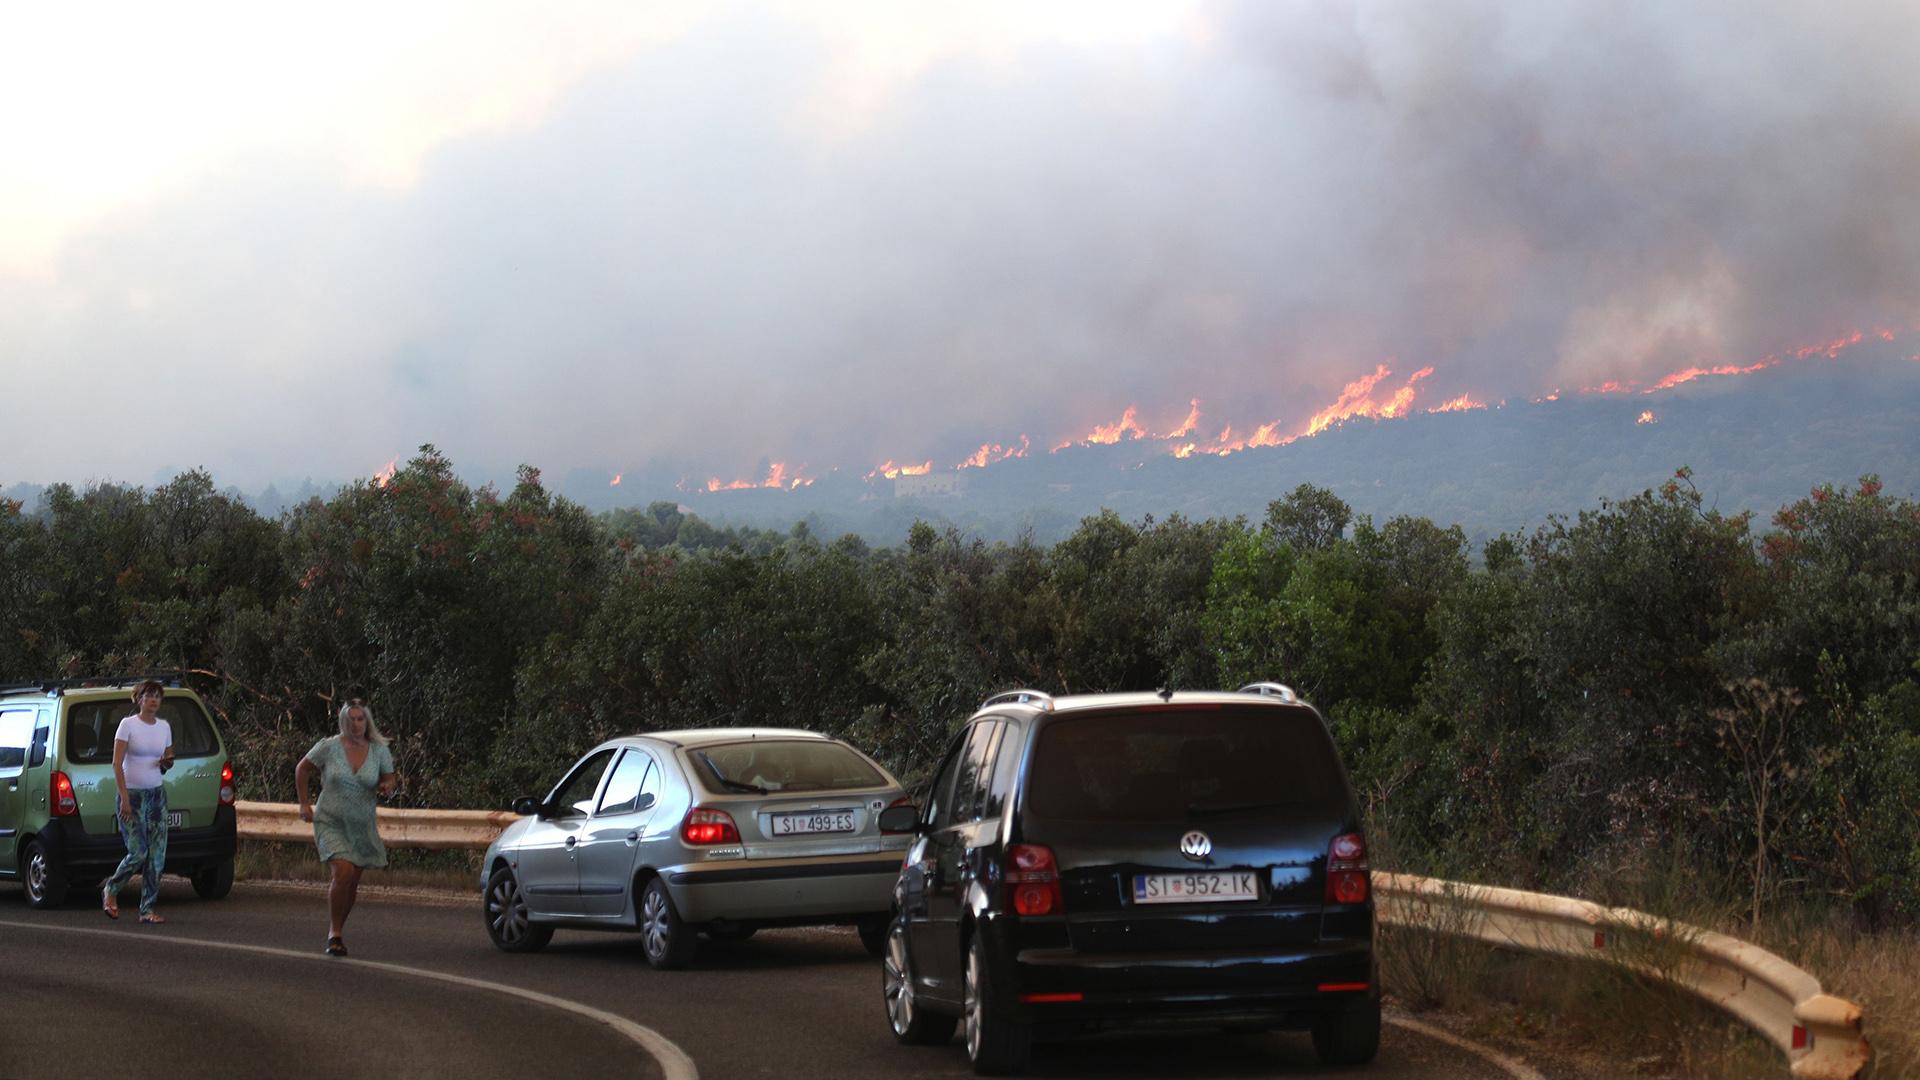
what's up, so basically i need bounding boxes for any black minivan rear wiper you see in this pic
[1188,800,1291,818]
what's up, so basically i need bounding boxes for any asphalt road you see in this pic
[0,880,1543,1079]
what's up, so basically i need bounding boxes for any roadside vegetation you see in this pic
[5,447,1916,1070]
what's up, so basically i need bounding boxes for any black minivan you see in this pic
[878,686,1378,1075]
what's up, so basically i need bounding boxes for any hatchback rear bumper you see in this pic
[37,805,237,876]
[985,914,1376,1028]
[664,853,900,922]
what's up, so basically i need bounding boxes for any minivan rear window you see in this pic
[693,740,884,794]
[64,697,222,764]
[1026,708,1345,823]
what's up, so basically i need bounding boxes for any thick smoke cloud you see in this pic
[5,0,1917,487]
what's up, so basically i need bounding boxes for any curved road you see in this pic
[1,881,1543,1078]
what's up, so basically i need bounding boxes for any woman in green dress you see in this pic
[295,695,397,956]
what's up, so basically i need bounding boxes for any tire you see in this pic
[23,839,69,909]
[964,934,1031,1075]
[883,914,957,1046]
[191,858,235,900]
[857,916,888,958]
[484,866,553,953]
[1311,996,1382,1066]
[639,877,697,970]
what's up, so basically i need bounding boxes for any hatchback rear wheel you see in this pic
[639,877,697,970]
[23,840,69,909]
[964,935,1030,1075]
[484,866,553,953]
[883,914,956,1045]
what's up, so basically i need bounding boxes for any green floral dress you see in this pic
[304,735,394,868]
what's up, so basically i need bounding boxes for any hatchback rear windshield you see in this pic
[65,697,222,763]
[692,740,885,795]
[1026,708,1346,823]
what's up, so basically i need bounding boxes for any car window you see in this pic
[982,720,1021,819]
[958,721,1000,822]
[1026,708,1345,824]
[923,731,968,830]
[0,709,32,772]
[29,713,51,768]
[551,748,617,817]
[691,739,885,794]
[64,696,221,763]
[929,722,996,829]
[597,749,656,816]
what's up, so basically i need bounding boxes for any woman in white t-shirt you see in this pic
[102,679,175,923]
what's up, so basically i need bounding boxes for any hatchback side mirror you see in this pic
[879,804,922,834]
[511,796,542,817]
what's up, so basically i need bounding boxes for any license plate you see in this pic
[1132,871,1258,904]
[769,811,855,836]
[166,812,185,829]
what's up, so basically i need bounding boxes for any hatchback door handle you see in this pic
[626,832,639,843]
[565,836,577,848]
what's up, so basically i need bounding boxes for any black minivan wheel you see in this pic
[883,915,957,1045]
[191,858,235,900]
[23,840,69,909]
[639,877,697,970]
[484,866,553,953]
[1311,996,1382,1066]
[964,934,1031,1075]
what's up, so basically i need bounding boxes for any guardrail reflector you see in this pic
[1792,1025,1809,1051]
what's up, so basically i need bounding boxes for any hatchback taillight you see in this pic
[1005,844,1062,916]
[1326,832,1370,905]
[680,807,740,845]
[219,761,235,806]
[51,771,78,816]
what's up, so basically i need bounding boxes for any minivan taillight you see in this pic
[1326,832,1370,905]
[680,807,740,845]
[219,761,235,806]
[51,771,78,816]
[1005,844,1062,916]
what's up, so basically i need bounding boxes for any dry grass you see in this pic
[1749,915,1920,1080]
[235,840,482,894]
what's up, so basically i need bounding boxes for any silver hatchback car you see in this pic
[481,728,911,968]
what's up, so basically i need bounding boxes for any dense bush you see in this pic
[5,456,1916,926]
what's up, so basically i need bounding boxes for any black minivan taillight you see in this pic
[1325,832,1369,905]
[1006,844,1062,916]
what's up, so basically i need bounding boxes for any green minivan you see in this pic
[0,676,237,908]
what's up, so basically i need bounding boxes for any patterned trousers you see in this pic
[105,786,169,914]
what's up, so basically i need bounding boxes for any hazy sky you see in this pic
[5,0,1918,490]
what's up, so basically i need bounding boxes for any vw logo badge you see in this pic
[1179,831,1212,861]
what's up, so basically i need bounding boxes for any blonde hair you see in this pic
[337,699,390,746]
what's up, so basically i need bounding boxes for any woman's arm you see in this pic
[112,738,131,818]
[295,757,318,822]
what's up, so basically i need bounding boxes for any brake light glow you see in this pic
[1318,982,1371,993]
[1006,844,1062,916]
[1019,992,1083,1003]
[219,761,235,806]
[681,807,741,845]
[51,771,77,816]
[1325,832,1370,905]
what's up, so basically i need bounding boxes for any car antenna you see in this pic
[1156,686,1174,702]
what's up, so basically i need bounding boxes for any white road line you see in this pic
[1387,1013,1547,1080]
[0,919,698,1080]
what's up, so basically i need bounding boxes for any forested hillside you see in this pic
[4,447,1917,928]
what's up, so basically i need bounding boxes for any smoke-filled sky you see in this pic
[5,0,1918,490]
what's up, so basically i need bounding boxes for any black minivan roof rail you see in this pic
[0,672,187,698]
[1237,681,1299,704]
[981,689,1054,711]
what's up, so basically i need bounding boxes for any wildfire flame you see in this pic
[372,459,398,488]
[610,473,623,486]
[1426,394,1487,414]
[957,436,1030,469]
[1637,410,1657,425]
[706,462,813,492]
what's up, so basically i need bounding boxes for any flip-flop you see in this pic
[324,936,348,957]
[138,911,166,925]
[102,885,119,920]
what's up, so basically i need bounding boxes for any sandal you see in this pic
[102,884,119,920]
[138,911,166,925]
[325,936,348,957]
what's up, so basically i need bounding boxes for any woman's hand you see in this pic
[299,803,313,823]
[377,774,399,797]
[118,793,132,820]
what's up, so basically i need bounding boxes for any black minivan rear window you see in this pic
[1026,708,1345,823]
[65,697,221,764]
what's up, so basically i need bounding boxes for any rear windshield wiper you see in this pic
[693,752,769,794]
[1188,800,1291,818]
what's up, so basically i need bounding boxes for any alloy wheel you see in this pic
[884,922,916,1035]
[642,886,670,960]
[964,945,983,1060]
[488,875,528,944]
[25,849,47,903]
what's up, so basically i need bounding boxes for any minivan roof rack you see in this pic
[0,672,187,698]
[1237,682,1299,704]
[981,689,1054,711]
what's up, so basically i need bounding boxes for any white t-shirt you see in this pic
[115,714,173,791]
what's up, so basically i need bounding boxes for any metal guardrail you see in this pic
[1377,873,1870,1080]
[233,804,1870,1077]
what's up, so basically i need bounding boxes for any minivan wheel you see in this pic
[23,840,69,909]
[639,877,697,970]
[883,915,957,1045]
[964,935,1031,1075]
[191,858,235,900]
[1311,996,1382,1066]
[856,916,888,957]
[484,866,553,953]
